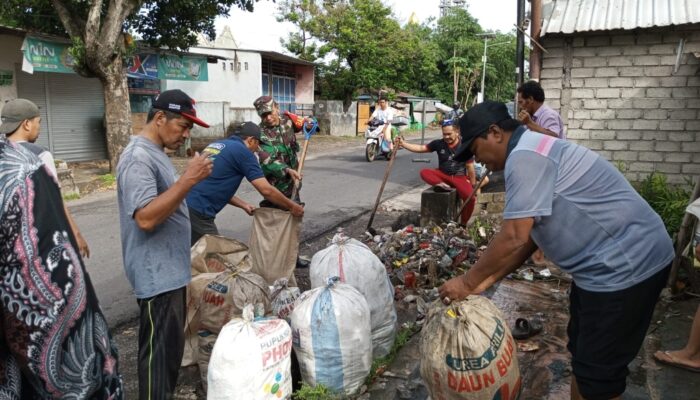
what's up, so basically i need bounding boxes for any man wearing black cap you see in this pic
[437,101,674,400]
[2,98,91,258]
[186,121,305,245]
[117,89,213,399]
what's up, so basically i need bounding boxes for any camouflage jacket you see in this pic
[258,116,301,197]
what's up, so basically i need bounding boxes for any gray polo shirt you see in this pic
[117,136,191,299]
[503,131,673,292]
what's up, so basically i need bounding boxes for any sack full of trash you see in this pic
[270,278,301,324]
[208,305,293,400]
[419,296,521,400]
[198,269,271,387]
[310,233,397,358]
[290,277,371,396]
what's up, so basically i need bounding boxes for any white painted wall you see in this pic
[295,64,314,104]
[0,35,23,109]
[164,47,262,109]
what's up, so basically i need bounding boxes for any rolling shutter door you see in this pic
[47,73,107,161]
[15,70,51,151]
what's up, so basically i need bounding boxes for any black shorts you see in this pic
[567,264,670,400]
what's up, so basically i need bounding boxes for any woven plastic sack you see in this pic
[290,277,371,396]
[310,233,397,357]
[208,305,293,400]
[270,278,301,324]
[420,296,521,400]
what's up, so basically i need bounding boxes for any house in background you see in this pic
[536,0,700,184]
[165,26,316,141]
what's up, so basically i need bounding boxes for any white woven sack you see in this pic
[270,278,301,324]
[208,305,293,400]
[290,277,372,396]
[310,233,397,357]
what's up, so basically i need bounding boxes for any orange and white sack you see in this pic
[208,305,293,400]
[310,233,397,357]
[419,296,521,400]
[290,277,372,396]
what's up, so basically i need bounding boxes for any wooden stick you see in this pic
[367,144,400,233]
[291,139,310,200]
[668,176,700,292]
[457,169,490,219]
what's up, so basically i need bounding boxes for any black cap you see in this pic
[152,89,210,127]
[232,121,268,145]
[454,100,511,162]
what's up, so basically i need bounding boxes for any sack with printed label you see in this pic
[420,296,521,400]
[198,270,271,387]
[270,278,301,324]
[290,277,371,396]
[310,233,397,358]
[208,305,293,400]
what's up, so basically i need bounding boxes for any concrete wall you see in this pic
[295,64,315,104]
[0,34,23,110]
[539,26,700,184]
[164,48,262,108]
[314,100,357,136]
[188,101,261,139]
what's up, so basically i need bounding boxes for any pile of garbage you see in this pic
[362,216,501,290]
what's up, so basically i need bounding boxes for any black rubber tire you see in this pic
[365,143,377,162]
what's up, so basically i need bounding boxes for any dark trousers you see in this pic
[188,207,219,246]
[137,287,186,400]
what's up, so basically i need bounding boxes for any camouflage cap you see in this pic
[254,95,276,117]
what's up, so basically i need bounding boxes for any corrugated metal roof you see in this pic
[542,0,700,35]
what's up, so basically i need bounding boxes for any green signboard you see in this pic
[23,37,75,73]
[157,55,208,81]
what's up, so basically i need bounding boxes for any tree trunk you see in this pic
[100,56,132,172]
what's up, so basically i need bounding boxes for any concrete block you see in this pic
[619,67,644,76]
[632,99,661,109]
[583,120,606,129]
[616,109,643,119]
[655,163,681,174]
[616,130,641,140]
[642,131,668,141]
[643,109,669,120]
[633,120,659,129]
[607,120,633,130]
[543,37,565,48]
[634,55,661,66]
[624,172,640,182]
[655,141,681,152]
[572,89,595,99]
[629,141,654,151]
[598,47,624,56]
[420,188,459,227]
[682,142,700,152]
[573,47,597,57]
[670,110,697,120]
[672,87,699,98]
[665,152,692,163]
[591,130,616,140]
[620,88,641,98]
[541,68,563,79]
[569,78,585,88]
[541,79,562,89]
[612,151,638,161]
[682,164,700,174]
[573,110,592,119]
[586,36,611,46]
[543,57,565,68]
[648,44,676,55]
[688,99,700,109]
[546,88,562,100]
[639,151,664,162]
[687,120,700,130]
[584,78,609,88]
[688,77,700,87]
[623,46,649,56]
[584,99,608,109]
[629,162,655,172]
[660,55,678,65]
[596,88,620,98]
[567,129,590,140]
[612,35,635,45]
[660,99,688,109]
[636,33,664,45]
[668,132,694,141]
[591,109,616,119]
[584,57,608,67]
[603,141,627,150]
[572,57,584,68]
[634,77,660,88]
[660,76,688,87]
[646,88,673,98]
[659,121,685,131]
[667,174,688,185]
[607,99,633,109]
[609,77,634,87]
[572,68,595,78]
[594,67,618,77]
[609,56,634,66]
[644,66,674,76]
[580,140,604,150]
[597,150,613,159]
[675,64,700,76]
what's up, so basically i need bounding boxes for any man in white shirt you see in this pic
[370,97,394,151]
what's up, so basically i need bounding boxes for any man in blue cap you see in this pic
[438,101,674,400]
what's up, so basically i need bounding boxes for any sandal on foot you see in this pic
[653,351,700,373]
[512,317,543,340]
[433,183,453,193]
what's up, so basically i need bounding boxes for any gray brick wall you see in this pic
[540,27,700,185]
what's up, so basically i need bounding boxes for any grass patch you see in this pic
[63,192,80,201]
[98,173,117,186]
[292,383,339,400]
[365,324,418,385]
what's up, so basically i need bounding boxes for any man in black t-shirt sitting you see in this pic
[396,119,477,224]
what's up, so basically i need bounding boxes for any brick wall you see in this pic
[539,26,700,184]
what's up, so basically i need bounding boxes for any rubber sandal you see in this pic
[512,317,543,340]
[653,351,700,373]
[433,184,453,193]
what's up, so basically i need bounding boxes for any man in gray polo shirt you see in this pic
[117,89,212,399]
[438,101,673,400]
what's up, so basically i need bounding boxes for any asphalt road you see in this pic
[68,134,440,328]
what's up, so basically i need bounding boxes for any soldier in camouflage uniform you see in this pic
[254,95,306,203]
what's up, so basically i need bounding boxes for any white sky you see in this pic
[215,0,517,53]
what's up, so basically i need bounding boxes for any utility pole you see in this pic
[476,33,496,103]
[453,47,458,104]
[515,0,526,112]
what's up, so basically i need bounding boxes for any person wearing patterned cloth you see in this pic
[0,129,122,396]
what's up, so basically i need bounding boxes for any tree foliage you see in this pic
[278,1,517,106]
